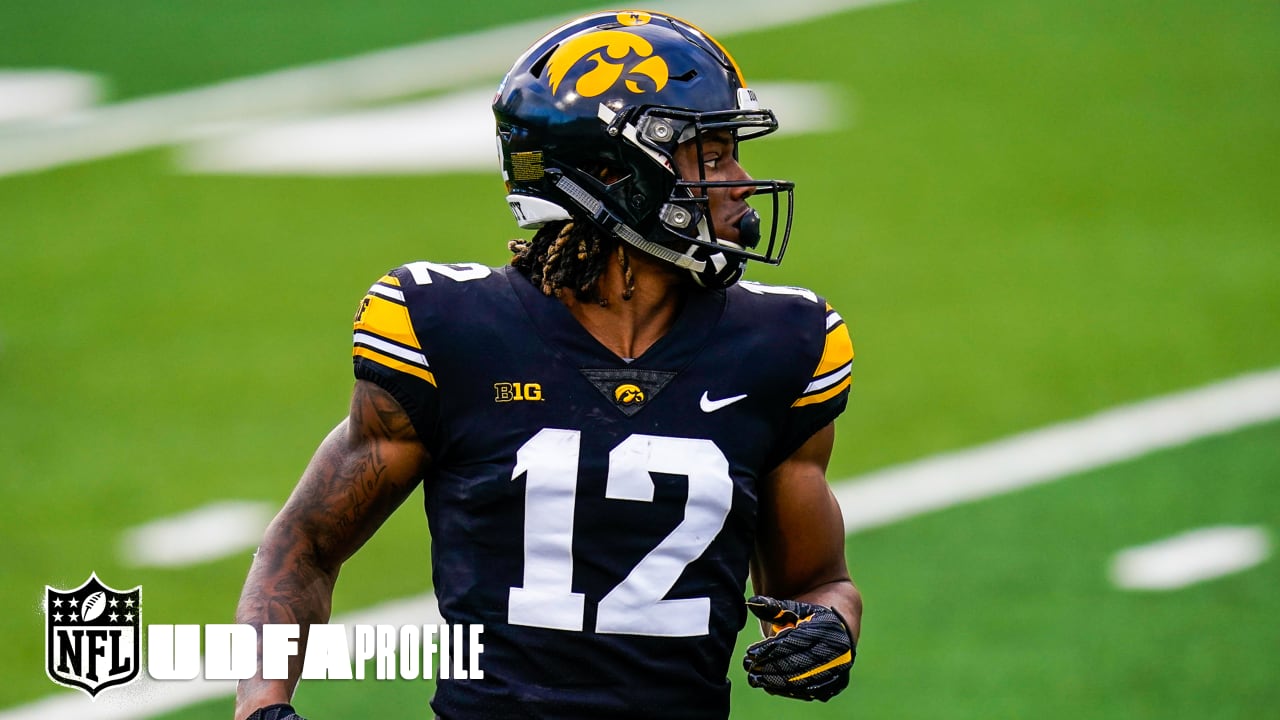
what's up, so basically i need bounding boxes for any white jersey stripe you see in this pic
[826,310,843,329]
[353,331,429,368]
[804,362,852,394]
[369,284,405,303]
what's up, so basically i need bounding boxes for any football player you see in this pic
[236,11,861,720]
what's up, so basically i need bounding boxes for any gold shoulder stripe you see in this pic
[792,376,851,407]
[814,321,854,378]
[353,347,436,386]
[352,279,434,384]
[791,304,854,407]
[354,294,422,352]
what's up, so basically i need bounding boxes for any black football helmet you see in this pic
[493,10,794,289]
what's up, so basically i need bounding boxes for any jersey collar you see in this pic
[503,265,724,370]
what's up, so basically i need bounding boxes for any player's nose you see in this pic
[724,157,755,200]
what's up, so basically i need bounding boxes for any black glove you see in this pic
[245,704,306,720]
[742,595,855,702]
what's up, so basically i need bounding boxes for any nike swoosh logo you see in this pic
[700,391,748,413]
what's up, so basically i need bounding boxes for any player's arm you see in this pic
[233,379,429,720]
[746,422,862,701]
[752,422,861,634]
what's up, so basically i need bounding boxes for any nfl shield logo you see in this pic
[45,573,141,697]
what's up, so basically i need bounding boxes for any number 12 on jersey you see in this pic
[508,429,733,637]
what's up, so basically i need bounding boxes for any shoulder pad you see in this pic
[353,270,434,385]
[793,303,853,407]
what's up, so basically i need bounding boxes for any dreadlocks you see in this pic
[509,221,635,305]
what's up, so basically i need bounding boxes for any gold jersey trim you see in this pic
[353,346,436,386]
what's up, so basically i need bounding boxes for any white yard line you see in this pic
[10,366,1280,719]
[836,367,1280,532]
[0,0,907,178]
[0,70,102,125]
[179,81,842,175]
[118,501,274,568]
[1110,526,1271,590]
[0,17,546,178]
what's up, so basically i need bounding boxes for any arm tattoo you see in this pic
[235,380,426,708]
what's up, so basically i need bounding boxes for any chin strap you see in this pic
[542,103,761,284]
[550,173,707,273]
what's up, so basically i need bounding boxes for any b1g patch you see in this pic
[45,573,141,697]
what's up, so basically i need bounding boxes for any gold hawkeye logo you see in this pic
[613,383,646,406]
[546,29,669,98]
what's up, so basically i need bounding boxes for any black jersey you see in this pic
[351,262,853,719]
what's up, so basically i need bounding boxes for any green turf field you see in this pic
[2,0,1278,717]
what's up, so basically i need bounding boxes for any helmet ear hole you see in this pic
[528,46,557,79]
[583,162,629,185]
